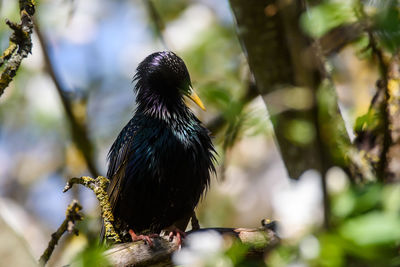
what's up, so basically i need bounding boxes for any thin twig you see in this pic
[38,200,83,266]
[33,21,100,177]
[375,77,391,182]
[0,0,35,96]
[357,2,391,182]
[63,176,121,242]
[317,21,368,57]
[142,0,170,49]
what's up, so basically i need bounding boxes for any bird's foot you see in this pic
[164,225,186,246]
[128,229,158,247]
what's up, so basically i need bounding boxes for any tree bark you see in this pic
[228,0,351,180]
[105,226,279,267]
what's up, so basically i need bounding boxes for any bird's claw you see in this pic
[165,226,186,246]
[129,229,158,247]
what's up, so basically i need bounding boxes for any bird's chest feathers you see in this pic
[137,117,203,180]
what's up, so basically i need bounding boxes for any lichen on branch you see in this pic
[0,0,36,96]
[63,176,121,243]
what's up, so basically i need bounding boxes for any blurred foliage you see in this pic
[267,182,400,267]
[223,239,268,267]
[151,0,189,22]
[317,80,351,166]
[354,102,383,135]
[373,0,400,52]
[72,239,110,267]
[181,13,270,160]
[301,0,400,53]
[269,0,400,266]
[284,119,316,147]
[301,1,357,38]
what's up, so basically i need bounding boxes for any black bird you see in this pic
[103,51,216,244]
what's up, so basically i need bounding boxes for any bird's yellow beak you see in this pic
[187,86,206,111]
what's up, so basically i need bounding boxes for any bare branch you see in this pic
[33,21,100,177]
[142,0,170,49]
[318,22,367,57]
[0,0,35,96]
[38,200,83,266]
[355,2,391,182]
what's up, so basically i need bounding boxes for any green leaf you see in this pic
[332,190,356,218]
[284,119,316,146]
[318,234,345,267]
[225,240,249,265]
[374,1,400,52]
[72,241,110,267]
[300,1,356,38]
[352,184,382,215]
[340,211,400,246]
[382,184,400,214]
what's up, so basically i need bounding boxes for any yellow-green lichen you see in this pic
[63,176,121,243]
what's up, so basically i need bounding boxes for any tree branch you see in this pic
[318,22,367,57]
[60,176,278,266]
[386,55,400,182]
[33,21,100,177]
[0,0,35,96]
[142,0,170,49]
[38,200,83,266]
[354,2,391,182]
[63,176,121,243]
[105,224,279,267]
[228,0,350,183]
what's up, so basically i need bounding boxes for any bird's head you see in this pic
[134,51,205,112]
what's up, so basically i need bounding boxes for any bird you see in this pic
[102,51,216,245]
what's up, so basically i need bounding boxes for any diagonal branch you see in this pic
[142,0,170,49]
[355,2,391,182]
[33,21,100,177]
[0,0,35,96]
[38,199,83,266]
[317,21,368,57]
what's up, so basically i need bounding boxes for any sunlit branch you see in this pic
[105,223,279,267]
[63,176,121,243]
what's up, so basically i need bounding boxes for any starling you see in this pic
[103,51,216,244]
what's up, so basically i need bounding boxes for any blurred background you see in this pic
[0,0,398,266]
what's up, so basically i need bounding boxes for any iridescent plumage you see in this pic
[104,52,216,240]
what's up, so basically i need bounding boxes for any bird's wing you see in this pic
[107,145,130,212]
[100,121,137,241]
[107,122,137,212]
